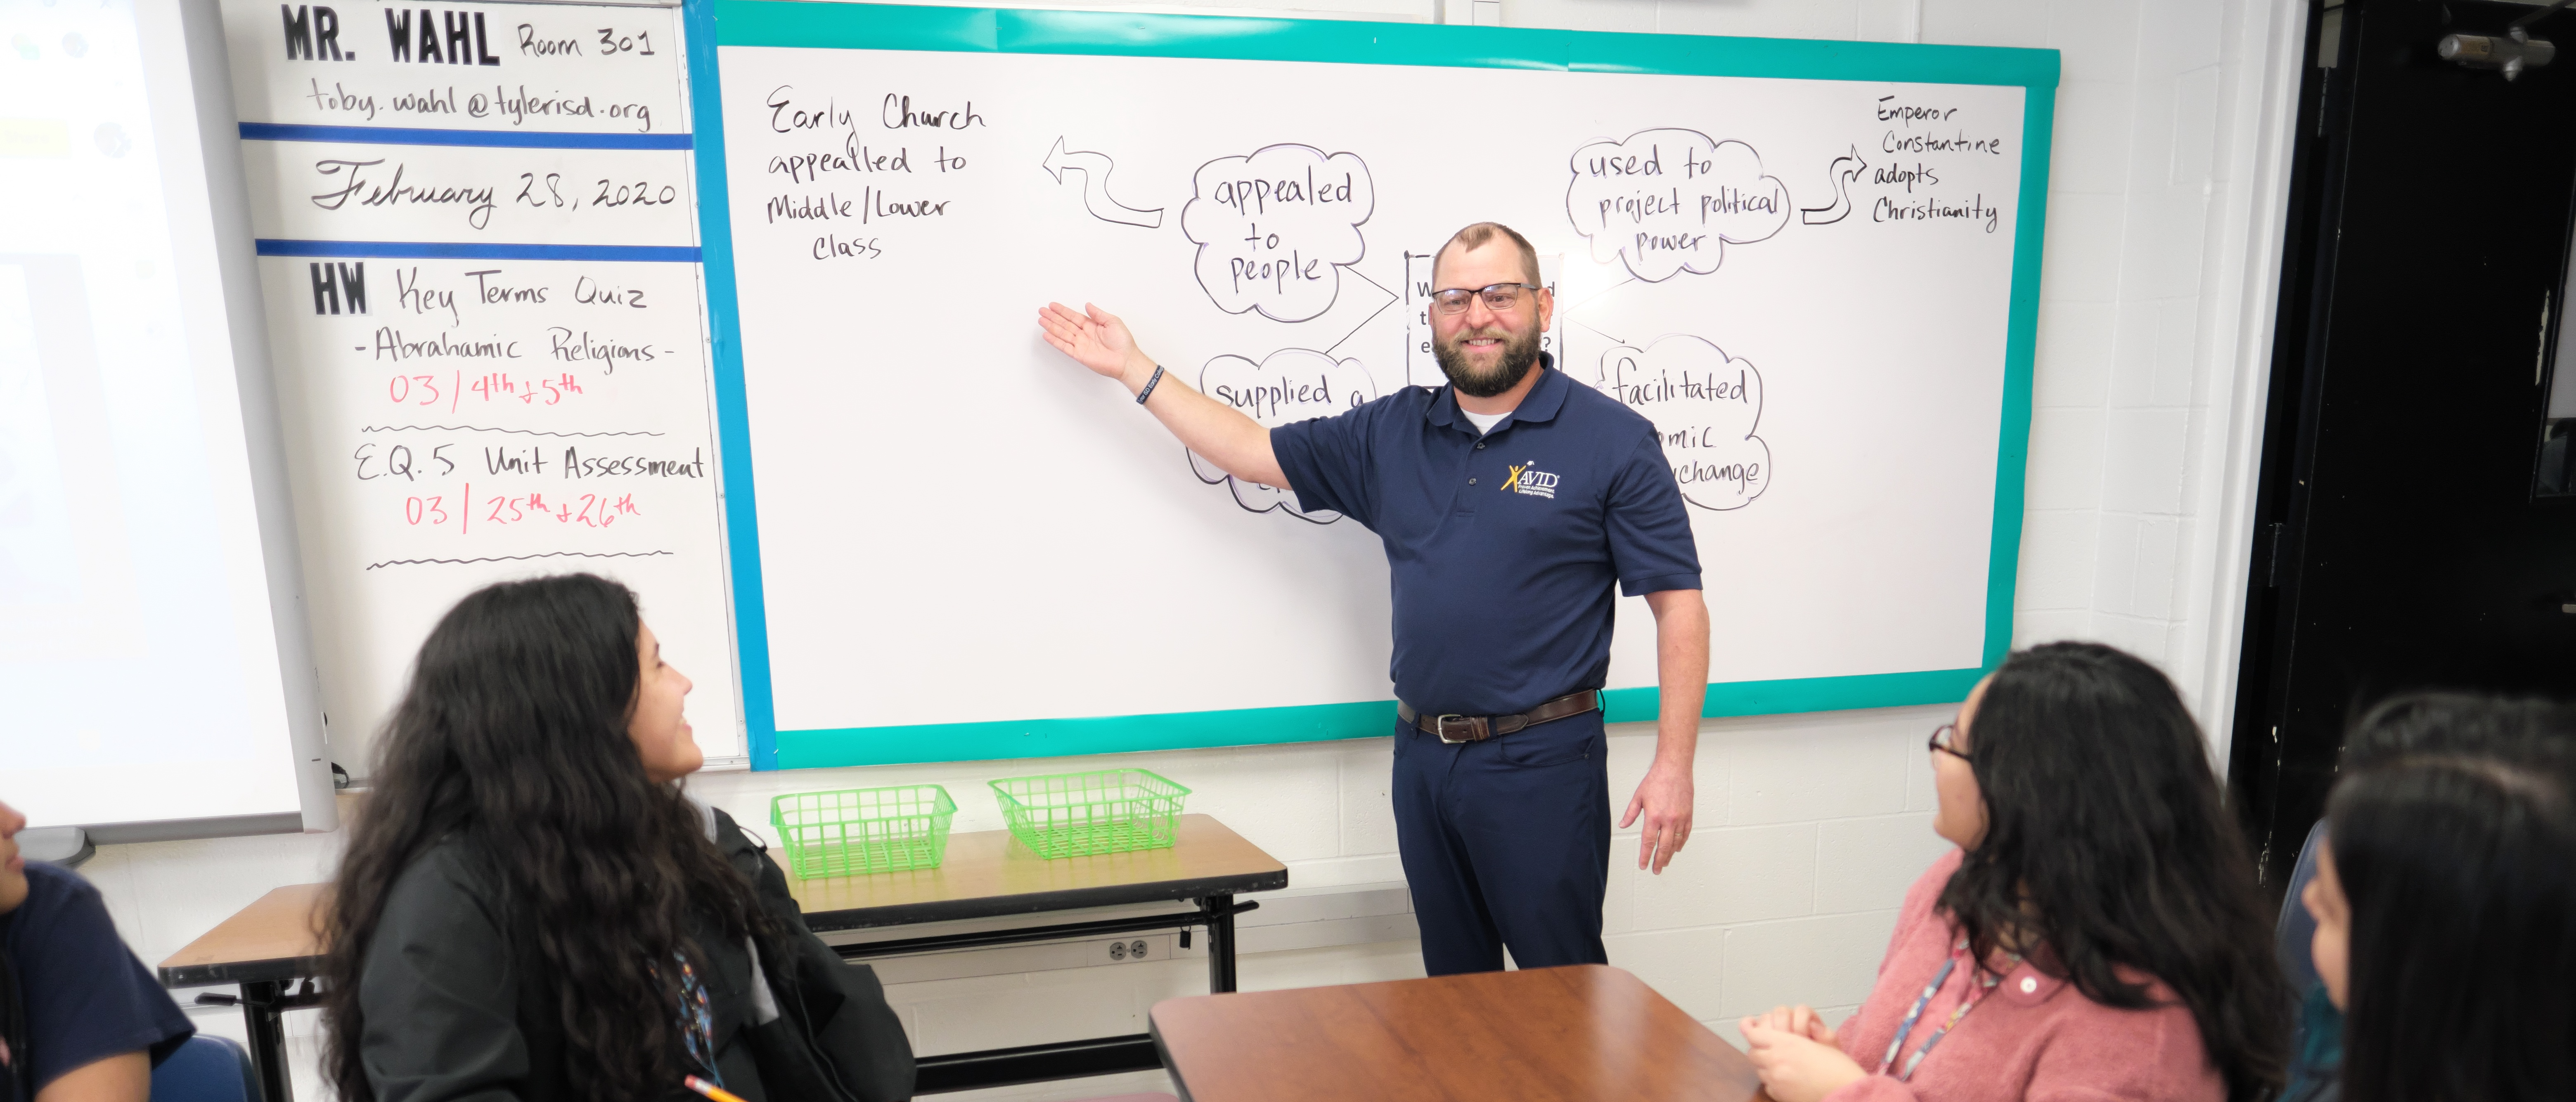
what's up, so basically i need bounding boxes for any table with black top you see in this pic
[158,813,1286,1100]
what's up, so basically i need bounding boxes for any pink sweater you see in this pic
[1822,849,2224,1102]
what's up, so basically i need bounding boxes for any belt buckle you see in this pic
[1434,714,1477,744]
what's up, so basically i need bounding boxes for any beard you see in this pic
[1432,322,1545,398]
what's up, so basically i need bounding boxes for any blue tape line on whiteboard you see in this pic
[254,239,702,262]
[237,122,694,150]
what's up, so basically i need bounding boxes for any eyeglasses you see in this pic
[1428,282,1543,315]
[1927,723,1972,761]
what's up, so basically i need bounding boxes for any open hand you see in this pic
[1740,1019,1867,1102]
[1037,302,1149,383]
[1619,759,1694,873]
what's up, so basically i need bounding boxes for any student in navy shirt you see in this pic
[0,798,194,1102]
[1038,222,1708,974]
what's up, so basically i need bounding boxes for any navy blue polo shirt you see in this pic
[1,861,193,1100]
[1271,357,1702,716]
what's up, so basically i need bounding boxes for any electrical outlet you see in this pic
[1101,938,1154,963]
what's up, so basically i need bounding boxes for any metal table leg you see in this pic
[833,897,1262,1092]
[240,980,291,1102]
[1203,894,1238,993]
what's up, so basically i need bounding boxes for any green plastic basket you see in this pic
[988,769,1191,860]
[769,785,957,878]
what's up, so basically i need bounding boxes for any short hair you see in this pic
[2341,691,2576,773]
[1432,222,1541,287]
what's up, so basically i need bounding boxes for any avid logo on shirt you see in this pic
[1503,461,1560,499]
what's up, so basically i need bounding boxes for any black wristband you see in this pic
[1135,364,1165,405]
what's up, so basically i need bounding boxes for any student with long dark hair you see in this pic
[2275,692,2576,1102]
[2303,749,2576,1102]
[320,575,913,1102]
[1739,642,2288,1102]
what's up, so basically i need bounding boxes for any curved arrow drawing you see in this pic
[1042,137,1164,229]
[1799,145,1869,225]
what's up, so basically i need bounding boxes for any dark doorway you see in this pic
[2231,0,2576,899]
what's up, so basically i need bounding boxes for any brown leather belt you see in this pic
[1397,690,1600,744]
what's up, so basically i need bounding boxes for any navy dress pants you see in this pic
[1390,712,1611,976]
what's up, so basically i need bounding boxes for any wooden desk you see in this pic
[1148,965,1773,1102]
[790,813,1286,931]
[160,884,327,986]
[159,815,1288,1100]
[792,813,1287,1090]
[158,885,327,1102]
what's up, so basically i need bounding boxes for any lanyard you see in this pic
[1874,938,2013,1082]
[672,953,725,1087]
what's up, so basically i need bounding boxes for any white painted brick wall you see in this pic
[78,0,2304,1096]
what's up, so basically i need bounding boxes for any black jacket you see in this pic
[358,806,914,1102]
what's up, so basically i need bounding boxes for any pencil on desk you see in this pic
[684,1075,748,1102]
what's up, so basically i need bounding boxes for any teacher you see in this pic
[1037,221,1708,975]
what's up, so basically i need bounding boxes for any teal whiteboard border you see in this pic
[686,0,2056,770]
[686,0,785,757]
[1990,84,2052,669]
[712,0,2058,85]
[775,667,1990,769]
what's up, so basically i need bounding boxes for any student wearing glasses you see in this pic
[1738,643,2288,1102]
[1037,222,1708,975]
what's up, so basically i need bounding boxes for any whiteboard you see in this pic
[0,0,331,835]
[694,4,2053,769]
[219,0,746,772]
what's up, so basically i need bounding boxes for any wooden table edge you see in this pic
[1145,962,1643,1013]
[160,955,328,989]
[790,813,1290,929]
[156,884,330,990]
[1145,1013,1191,1101]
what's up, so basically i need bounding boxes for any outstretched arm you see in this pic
[1037,302,1287,489]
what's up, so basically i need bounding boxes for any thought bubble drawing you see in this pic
[1566,130,1790,283]
[1192,348,1379,521]
[1592,336,1770,511]
[1180,144,1375,323]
